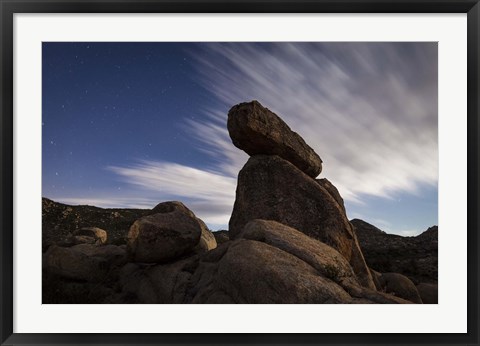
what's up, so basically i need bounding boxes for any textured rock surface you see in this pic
[116,235,410,304]
[353,219,438,284]
[238,220,409,304]
[229,155,374,289]
[127,201,202,263]
[240,220,360,288]
[227,100,322,178]
[205,240,352,303]
[316,178,345,212]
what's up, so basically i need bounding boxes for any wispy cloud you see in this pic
[188,43,438,203]
[105,160,237,227]
[103,43,437,230]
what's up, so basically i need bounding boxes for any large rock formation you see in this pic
[42,100,435,305]
[228,101,322,178]
[229,155,375,289]
[113,220,409,304]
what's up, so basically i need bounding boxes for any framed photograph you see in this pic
[1,0,479,345]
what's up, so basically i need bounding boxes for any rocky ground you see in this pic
[42,100,438,304]
[42,197,150,250]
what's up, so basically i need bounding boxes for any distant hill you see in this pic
[42,197,150,250]
[352,219,438,284]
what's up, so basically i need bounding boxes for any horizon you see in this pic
[42,42,438,236]
[41,196,438,236]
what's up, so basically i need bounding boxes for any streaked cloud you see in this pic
[102,43,437,231]
[189,42,438,202]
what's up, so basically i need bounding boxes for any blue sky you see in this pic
[42,42,438,236]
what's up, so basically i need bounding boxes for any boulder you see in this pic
[189,239,353,304]
[127,201,202,263]
[416,283,438,304]
[43,245,108,282]
[229,155,375,289]
[239,220,359,288]
[71,243,126,266]
[237,220,410,304]
[73,227,108,244]
[377,272,423,303]
[227,100,322,178]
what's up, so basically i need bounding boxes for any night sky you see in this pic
[42,42,438,235]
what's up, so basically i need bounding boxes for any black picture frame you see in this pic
[1,1,479,345]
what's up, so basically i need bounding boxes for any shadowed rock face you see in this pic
[113,221,410,304]
[228,100,323,178]
[229,155,375,289]
[353,219,438,284]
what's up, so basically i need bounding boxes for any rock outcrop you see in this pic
[228,101,322,178]
[42,100,436,305]
[229,155,374,289]
[113,220,410,304]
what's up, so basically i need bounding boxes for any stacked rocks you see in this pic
[42,100,426,304]
[228,100,375,289]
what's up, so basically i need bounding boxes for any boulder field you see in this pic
[43,100,436,304]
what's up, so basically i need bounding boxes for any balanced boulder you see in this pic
[127,201,202,263]
[227,100,322,178]
[229,155,375,289]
